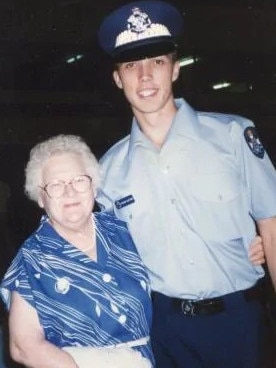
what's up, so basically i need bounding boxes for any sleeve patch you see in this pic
[244,127,264,159]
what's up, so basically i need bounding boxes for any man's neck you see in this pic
[134,103,178,148]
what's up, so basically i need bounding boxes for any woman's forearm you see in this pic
[10,338,78,368]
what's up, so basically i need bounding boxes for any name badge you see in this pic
[115,195,135,209]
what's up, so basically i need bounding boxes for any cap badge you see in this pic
[115,7,171,48]
[128,7,151,33]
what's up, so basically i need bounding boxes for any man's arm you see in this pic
[257,216,276,291]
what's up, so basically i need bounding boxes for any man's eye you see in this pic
[155,59,164,65]
[125,62,135,69]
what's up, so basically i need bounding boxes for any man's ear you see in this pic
[113,70,123,89]
[172,60,180,82]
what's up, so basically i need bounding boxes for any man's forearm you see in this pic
[257,217,276,291]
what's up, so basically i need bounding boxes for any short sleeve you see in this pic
[232,119,276,220]
[0,248,35,310]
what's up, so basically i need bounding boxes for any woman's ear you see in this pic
[113,70,123,89]
[38,194,44,209]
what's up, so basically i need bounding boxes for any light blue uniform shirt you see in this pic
[97,98,276,299]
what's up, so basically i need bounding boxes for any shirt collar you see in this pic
[171,98,201,138]
[127,98,201,157]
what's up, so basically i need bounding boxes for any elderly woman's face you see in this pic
[38,152,94,232]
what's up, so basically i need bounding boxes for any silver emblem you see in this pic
[127,7,152,34]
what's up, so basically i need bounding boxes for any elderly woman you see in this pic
[0,135,153,368]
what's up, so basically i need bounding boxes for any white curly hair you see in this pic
[25,134,101,203]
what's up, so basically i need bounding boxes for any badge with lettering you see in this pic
[115,195,135,209]
[244,127,264,159]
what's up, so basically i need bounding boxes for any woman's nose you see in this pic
[63,182,75,197]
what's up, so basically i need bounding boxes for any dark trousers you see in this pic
[151,289,265,368]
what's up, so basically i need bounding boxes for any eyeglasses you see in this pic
[40,175,92,199]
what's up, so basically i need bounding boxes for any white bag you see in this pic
[63,345,152,368]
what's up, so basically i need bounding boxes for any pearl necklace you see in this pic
[77,218,96,253]
[78,243,95,252]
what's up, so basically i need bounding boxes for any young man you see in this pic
[97,1,276,367]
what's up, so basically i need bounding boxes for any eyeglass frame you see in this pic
[39,174,93,199]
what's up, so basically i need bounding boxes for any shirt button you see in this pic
[162,165,170,174]
[189,259,194,265]
[119,315,127,324]
[55,277,70,294]
[102,273,112,283]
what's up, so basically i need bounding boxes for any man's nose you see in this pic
[139,61,152,81]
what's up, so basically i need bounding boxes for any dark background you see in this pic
[0,0,275,366]
[0,0,275,248]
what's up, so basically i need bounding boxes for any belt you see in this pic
[107,336,150,349]
[152,281,264,317]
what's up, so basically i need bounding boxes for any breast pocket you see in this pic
[190,171,241,203]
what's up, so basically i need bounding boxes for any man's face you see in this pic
[113,54,180,116]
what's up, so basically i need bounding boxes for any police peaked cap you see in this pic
[98,1,184,62]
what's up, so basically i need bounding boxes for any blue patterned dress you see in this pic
[0,211,154,364]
